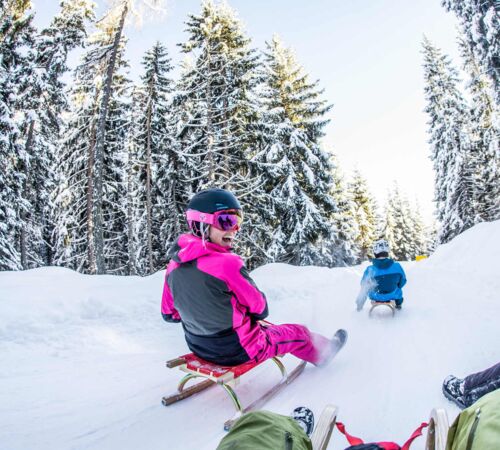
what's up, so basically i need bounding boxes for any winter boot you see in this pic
[442,375,466,409]
[291,406,315,437]
[316,329,348,367]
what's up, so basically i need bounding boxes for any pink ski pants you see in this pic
[254,323,330,366]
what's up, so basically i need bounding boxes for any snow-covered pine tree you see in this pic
[129,41,174,275]
[253,35,336,266]
[157,61,199,250]
[408,200,429,258]
[14,0,95,270]
[382,184,415,261]
[125,86,140,274]
[426,220,439,255]
[101,66,130,274]
[89,1,128,274]
[348,169,378,261]
[459,37,500,222]
[173,0,268,267]
[0,0,33,270]
[441,0,499,105]
[54,5,131,274]
[61,0,163,274]
[422,37,475,244]
[324,155,360,265]
[176,0,260,188]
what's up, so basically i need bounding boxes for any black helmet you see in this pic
[187,188,241,213]
[186,188,241,238]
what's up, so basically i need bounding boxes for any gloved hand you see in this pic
[355,295,366,312]
[162,313,181,323]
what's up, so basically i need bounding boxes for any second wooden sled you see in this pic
[369,300,396,317]
[162,353,307,431]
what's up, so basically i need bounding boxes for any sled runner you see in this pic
[369,300,396,316]
[162,352,307,430]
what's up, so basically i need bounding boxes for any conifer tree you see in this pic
[382,185,414,261]
[254,35,336,266]
[175,0,260,187]
[159,61,200,245]
[325,156,360,265]
[129,42,174,275]
[383,186,429,260]
[408,200,429,258]
[58,0,163,274]
[459,37,500,222]
[422,37,475,244]
[441,0,499,105]
[54,7,130,274]
[173,0,268,267]
[348,170,378,261]
[0,0,33,270]
[15,0,95,269]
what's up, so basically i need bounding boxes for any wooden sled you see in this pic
[311,404,338,450]
[369,300,396,317]
[425,408,449,450]
[162,353,307,431]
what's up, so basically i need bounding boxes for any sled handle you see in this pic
[166,357,187,368]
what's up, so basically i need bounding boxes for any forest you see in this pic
[0,0,498,275]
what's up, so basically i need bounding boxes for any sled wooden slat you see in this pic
[311,404,338,450]
[425,408,449,450]
[162,378,215,406]
[166,357,186,368]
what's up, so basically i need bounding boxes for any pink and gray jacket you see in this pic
[161,234,269,365]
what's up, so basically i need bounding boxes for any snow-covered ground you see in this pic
[1,221,499,450]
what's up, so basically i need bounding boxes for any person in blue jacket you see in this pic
[356,239,407,311]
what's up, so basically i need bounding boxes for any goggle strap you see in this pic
[186,209,215,225]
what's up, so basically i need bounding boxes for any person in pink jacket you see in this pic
[161,188,346,366]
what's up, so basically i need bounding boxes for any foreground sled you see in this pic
[162,353,307,430]
[369,300,396,316]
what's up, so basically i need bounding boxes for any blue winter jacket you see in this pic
[360,258,407,301]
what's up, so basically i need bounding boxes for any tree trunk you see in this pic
[206,41,214,183]
[20,118,35,269]
[92,2,128,274]
[127,141,136,276]
[86,119,97,274]
[145,92,154,274]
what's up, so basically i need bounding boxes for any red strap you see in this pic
[335,422,364,445]
[401,422,428,450]
[336,421,428,450]
[377,443,400,450]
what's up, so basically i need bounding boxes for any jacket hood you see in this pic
[168,233,231,263]
[372,257,394,269]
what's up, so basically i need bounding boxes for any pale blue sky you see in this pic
[33,0,463,222]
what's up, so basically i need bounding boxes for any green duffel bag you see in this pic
[217,410,312,450]
[446,389,500,450]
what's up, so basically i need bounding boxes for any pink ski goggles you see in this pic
[186,209,243,232]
